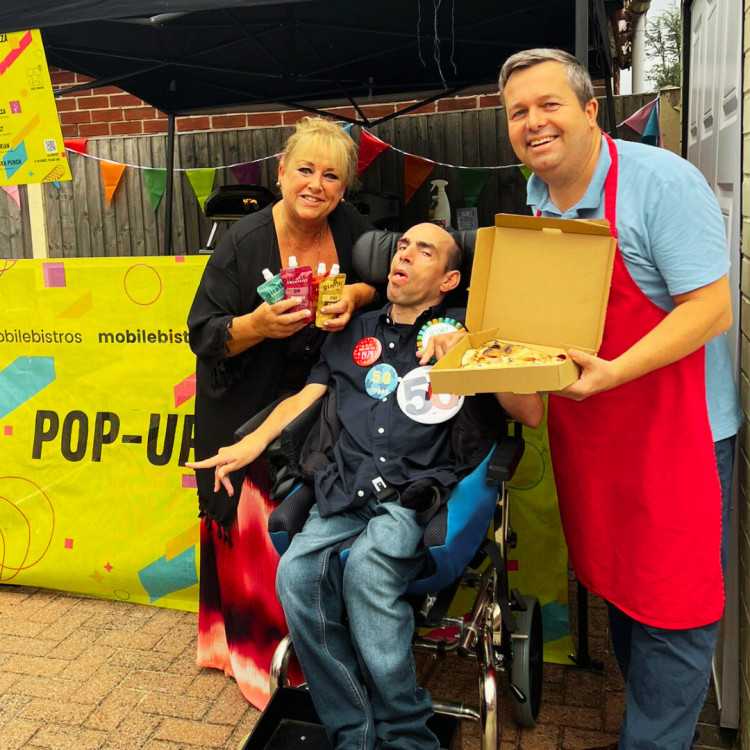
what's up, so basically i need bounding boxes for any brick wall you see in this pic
[50,67,509,138]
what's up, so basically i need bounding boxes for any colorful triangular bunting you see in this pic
[403,154,435,205]
[519,165,532,181]
[64,138,89,155]
[143,168,167,212]
[641,101,662,147]
[356,131,389,176]
[1,185,20,210]
[230,161,260,185]
[100,161,127,206]
[457,167,491,208]
[621,97,662,146]
[186,169,217,212]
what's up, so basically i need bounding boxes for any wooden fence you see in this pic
[2,94,656,259]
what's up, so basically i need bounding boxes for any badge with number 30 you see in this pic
[396,366,463,424]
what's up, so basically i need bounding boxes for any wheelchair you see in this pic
[243,229,544,749]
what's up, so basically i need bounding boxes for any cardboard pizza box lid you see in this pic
[466,213,615,351]
[429,213,616,396]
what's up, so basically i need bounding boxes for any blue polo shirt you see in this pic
[527,136,741,441]
[306,303,465,517]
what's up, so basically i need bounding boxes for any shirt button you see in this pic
[378,428,384,434]
[309,323,316,329]
[388,342,395,349]
[357,490,365,497]
[305,345,311,351]
[379,456,386,463]
[382,397,387,402]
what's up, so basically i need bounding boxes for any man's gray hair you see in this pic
[498,48,595,110]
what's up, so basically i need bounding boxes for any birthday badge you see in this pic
[365,363,399,399]
[353,337,382,367]
[417,317,464,363]
[397,365,463,424]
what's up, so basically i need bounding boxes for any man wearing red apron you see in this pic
[499,50,741,750]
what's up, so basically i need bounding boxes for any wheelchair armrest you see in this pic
[234,396,325,503]
[234,396,323,451]
[233,395,288,442]
[486,422,525,484]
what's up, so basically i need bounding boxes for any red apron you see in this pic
[547,134,724,629]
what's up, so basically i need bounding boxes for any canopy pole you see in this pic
[163,80,177,255]
[592,0,617,136]
[575,0,588,66]
[164,111,175,255]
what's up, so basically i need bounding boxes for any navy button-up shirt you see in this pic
[306,302,466,517]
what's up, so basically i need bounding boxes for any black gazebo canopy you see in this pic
[0,0,618,252]
[0,0,616,123]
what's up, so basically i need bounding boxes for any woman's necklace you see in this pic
[281,205,324,263]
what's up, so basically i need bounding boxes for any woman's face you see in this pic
[278,144,347,225]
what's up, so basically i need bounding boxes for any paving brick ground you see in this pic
[0,584,738,750]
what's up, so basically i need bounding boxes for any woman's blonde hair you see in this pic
[281,117,358,188]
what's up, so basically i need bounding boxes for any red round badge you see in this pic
[352,337,382,367]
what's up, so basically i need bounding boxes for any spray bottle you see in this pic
[429,179,451,228]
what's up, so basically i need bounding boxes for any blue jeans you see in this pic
[276,498,439,750]
[608,436,736,750]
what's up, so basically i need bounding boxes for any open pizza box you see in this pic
[430,213,616,395]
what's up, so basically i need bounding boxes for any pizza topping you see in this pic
[460,338,566,369]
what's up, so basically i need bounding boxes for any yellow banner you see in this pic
[0,256,574,654]
[508,400,575,664]
[0,256,205,611]
[0,29,72,186]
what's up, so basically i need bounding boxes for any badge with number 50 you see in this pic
[396,366,463,424]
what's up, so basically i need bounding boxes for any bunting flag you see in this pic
[100,160,127,206]
[342,123,353,136]
[640,101,662,147]
[2,184,21,209]
[403,154,435,205]
[230,161,260,185]
[458,167,491,208]
[357,130,389,176]
[519,165,532,181]
[143,168,167,212]
[621,97,662,147]
[63,138,89,155]
[186,168,217,212]
[58,128,526,213]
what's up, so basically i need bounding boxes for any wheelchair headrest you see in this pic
[352,229,477,308]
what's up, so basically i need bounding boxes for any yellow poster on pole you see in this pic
[0,29,72,186]
[0,256,205,611]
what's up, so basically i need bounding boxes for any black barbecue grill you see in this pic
[203,184,277,250]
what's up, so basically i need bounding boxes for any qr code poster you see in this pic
[0,29,72,187]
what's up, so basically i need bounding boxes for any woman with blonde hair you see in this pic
[188,117,375,708]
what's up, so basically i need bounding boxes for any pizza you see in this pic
[460,339,567,369]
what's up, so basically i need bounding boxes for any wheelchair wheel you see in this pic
[510,595,543,727]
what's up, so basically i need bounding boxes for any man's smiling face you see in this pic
[503,60,599,187]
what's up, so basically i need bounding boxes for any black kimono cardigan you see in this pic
[187,200,373,535]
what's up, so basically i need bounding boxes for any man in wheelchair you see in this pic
[188,222,542,750]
